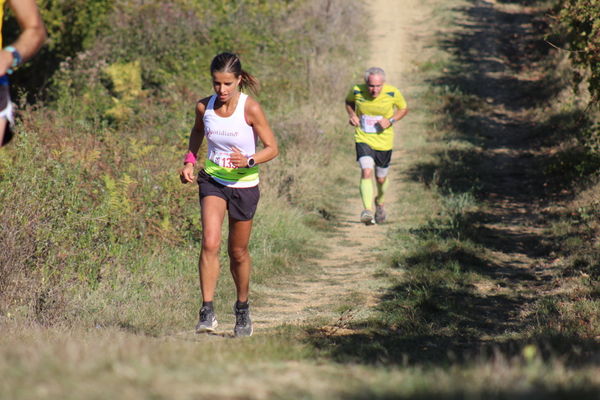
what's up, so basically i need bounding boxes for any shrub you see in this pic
[550,0,600,102]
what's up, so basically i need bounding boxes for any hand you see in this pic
[230,146,248,168]
[377,118,392,130]
[0,50,13,76]
[180,163,195,184]
[349,114,360,127]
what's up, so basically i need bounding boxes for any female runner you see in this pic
[180,52,278,337]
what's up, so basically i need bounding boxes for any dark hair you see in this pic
[210,52,259,94]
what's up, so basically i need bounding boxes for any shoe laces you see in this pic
[235,307,249,326]
[200,306,213,321]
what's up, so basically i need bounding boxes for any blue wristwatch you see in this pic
[4,46,22,74]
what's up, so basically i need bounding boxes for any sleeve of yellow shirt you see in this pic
[394,87,408,110]
[346,85,359,103]
[0,0,4,48]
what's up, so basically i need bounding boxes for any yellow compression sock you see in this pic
[360,178,374,210]
[376,179,389,205]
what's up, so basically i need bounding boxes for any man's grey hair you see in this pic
[364,67,386,82]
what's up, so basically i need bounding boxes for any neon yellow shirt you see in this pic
[346,83,407,151]
[0,0,5,48]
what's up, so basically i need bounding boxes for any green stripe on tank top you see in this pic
[204,159,259,183]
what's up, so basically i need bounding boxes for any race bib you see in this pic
[209,150,236,169]
[360,114,383,133]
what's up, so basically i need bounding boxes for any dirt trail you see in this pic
[255,0,559,343]
[254,0,427,332]
[200,0,554,342]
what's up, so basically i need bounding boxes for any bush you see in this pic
[550,0,600,102]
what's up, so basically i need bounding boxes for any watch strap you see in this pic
[4,46,22,68]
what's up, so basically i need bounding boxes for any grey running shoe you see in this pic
[233,304,253,337]
[375,204,386,224]
[195,306,218,333]
[360,209,375,225]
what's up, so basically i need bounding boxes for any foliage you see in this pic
[3,0,114,98]
[104,60,145,121]
[550,0,600,102]
[38,0,114,55]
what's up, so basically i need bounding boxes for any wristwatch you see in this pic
[246,156,256,168]
[4,46,22,69]
[388,117,396,125]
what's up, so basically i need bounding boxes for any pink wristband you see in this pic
[184,151,197,165]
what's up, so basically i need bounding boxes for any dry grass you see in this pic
[0,323,598,399]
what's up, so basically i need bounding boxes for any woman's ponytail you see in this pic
[240,70,259,94]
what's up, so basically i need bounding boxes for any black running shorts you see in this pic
[355,142,392,168]
[198,169,260,221]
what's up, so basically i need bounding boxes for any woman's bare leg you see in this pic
[228,217,253,302]
[199,195,227,302]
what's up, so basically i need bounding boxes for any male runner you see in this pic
[345,67,408,224]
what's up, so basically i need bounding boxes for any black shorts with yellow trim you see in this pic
[197,169,260,221]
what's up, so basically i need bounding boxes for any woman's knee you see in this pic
[228,246,250,263]
[201,235,221,254]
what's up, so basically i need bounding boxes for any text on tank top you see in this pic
[203,93,259,187]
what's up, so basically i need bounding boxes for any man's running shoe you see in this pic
[375,204,387,224]
[233,303,253,337]
[360,209,375,225]
[195,306,218,333]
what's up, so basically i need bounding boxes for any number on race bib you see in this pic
[210,150,236,168]
[360,114,383,133]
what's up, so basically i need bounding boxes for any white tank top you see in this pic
[203,93,258,187]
